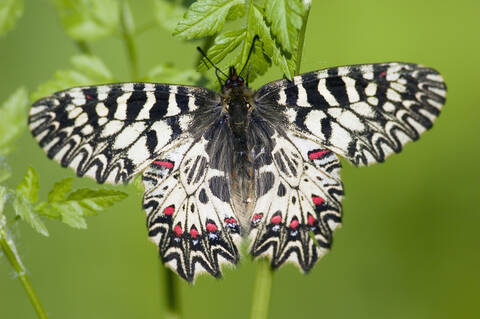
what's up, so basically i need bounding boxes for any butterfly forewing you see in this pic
[254,63,446,166]
[29,83,220,184]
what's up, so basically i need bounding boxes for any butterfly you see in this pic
[28,54,446,281]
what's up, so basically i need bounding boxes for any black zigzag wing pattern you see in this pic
[254,63,447,166]
[248,124,343,271]
[142,121,242,282]
[28,83,220,183]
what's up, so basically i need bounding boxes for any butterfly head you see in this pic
[224,66,245,89]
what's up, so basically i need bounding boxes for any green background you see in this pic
[1,0,479,318]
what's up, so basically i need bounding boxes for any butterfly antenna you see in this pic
[197,46,228,79]
[239,35,260,77]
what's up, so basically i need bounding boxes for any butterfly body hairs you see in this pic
[29,46,447,281]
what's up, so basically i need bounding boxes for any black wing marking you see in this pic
[254,63,447,166]
[29,83,220,183]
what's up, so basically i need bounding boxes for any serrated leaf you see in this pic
[0,87,29,156]
[265,0,303,53]
[16,167,39,204]
[37,186,127,229]
[13,196,49,236]
[31,54,113,101]
[226,2,245,20]
[52,0,119,41]
[250,4,294,79]
[153,0,187,33]
[200,2,296,83]
[0,0,23,36]
[174,0,243,39]
[146,64,201,85]
[66,188,127,215]
[48,178,73,203]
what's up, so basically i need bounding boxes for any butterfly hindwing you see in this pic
[29,83,220,183]
[254,63,446,166]
[249,127,343,271]
[142,131,241,282]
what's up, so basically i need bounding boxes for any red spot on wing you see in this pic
[289,219,299,229]
[163,206,174,216]
[270,215,282,224]
[252,213,264,221]
[206,222,218,232]
[312,196,324,206]
[153,160,174,169]
[308,150,331,160]
[379,71,386,77]
[173,225,183,236]
[307,214,316,226]
[225,217,237,224]
[189,227,199,239]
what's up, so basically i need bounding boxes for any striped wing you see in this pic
[254,63,447,166]
[143,121,241,282]
[248,123,343,271]
[28,83,220,183]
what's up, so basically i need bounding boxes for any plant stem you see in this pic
[250,258,273,319]
[0,217,48,319]
[120,1,139,80]
[295,0,312,76]
[163,267,181,319]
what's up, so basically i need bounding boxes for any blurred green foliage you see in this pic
[0,0,479,318]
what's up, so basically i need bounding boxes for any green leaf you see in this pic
[174,0,244,39]
[264,0,303,53]
[31,54,113,101]
[16,167,39,204]
[201,2,294,83]
[48,178,73,203]
[52,0,119,41]
[37,187,127,229]
[0,0,23,36]
[153,0,187,33]
[0,87,29,156]
[226,2,245,21]
[14,196,49,236]
[70,55,113,81]
[66,188,127,216]
[146,64,201,85]
[250,3,295,79]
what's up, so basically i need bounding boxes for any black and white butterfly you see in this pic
[29,55,446,281]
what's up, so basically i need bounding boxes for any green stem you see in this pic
[0,217,48,319]
[163,267,181,319]
[120,1,139,80]
[250,258,273,319]
[295,0,312,76]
